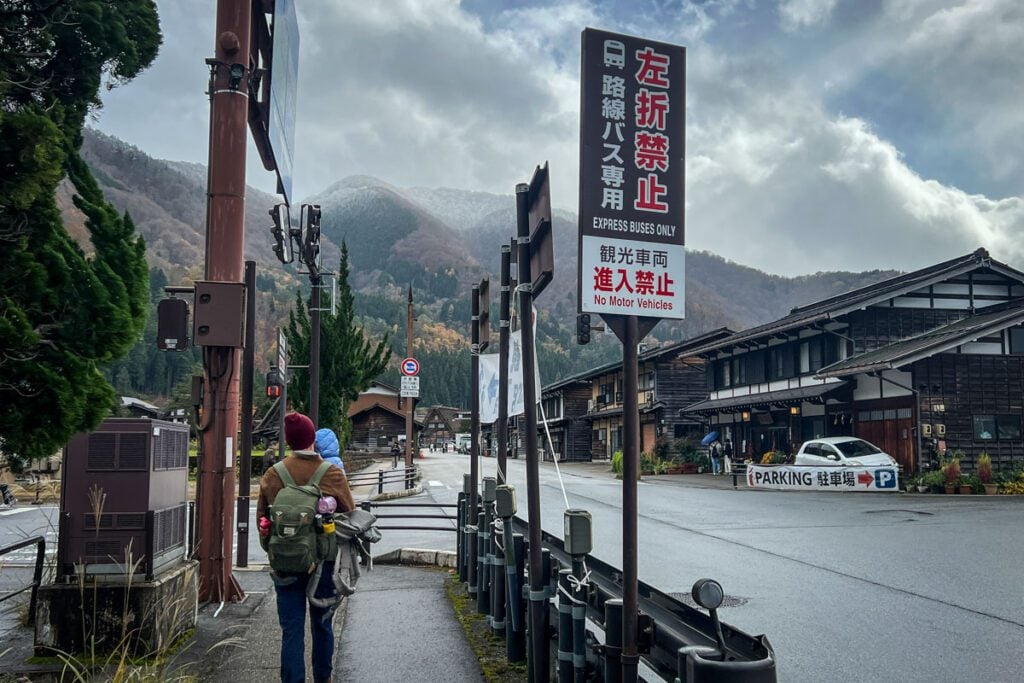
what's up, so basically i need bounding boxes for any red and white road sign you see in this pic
[401,358,420,376]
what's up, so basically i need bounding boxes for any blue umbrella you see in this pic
[701,431,719,446]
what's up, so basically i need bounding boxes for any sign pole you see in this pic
[405,286,415,469]
[309,273,321,425]
[236,260,256,568]
[278,330,288,466]
[497,244,511,484]
[621,315,640,681]
[516,183,548,680]
[577,29,686,682]
[470,284,480,516]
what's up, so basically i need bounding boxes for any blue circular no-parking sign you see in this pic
[401,358,420,376]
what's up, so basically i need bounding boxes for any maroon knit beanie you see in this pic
[284,412,316,451]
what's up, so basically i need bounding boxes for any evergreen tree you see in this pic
[286,243,391,447]
[0,1,161,466]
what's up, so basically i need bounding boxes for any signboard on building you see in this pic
[269,0,299,204]
[400,376,420,398]
[577,28,686,321]
[746,465,900,492]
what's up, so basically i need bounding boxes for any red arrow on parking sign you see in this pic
[857,471,874,487]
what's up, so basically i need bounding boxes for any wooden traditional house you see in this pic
[581,329,734,459]
[347,381,423,451]
[681,248,1024,475]
[538,375,592,462]
[421,406,466,448]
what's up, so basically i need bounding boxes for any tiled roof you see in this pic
[685,248,1024,357]
[816,299,1024,378]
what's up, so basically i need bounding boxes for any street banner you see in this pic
[746,465,900,492]
[578,28,686,320]
[507,328,542,417]
[479,353,500,424]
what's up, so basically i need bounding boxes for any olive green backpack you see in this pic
[265,460,335,574]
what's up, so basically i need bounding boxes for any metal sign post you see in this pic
[578,28,686,683]
[277,329,288,465]
[497,244,512,484]
[517,162,553,681]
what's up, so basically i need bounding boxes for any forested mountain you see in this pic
[70,129,899,408]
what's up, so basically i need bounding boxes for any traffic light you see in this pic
[269,204,293,264]
[266,368,283,399]
[301,204,322,274]
[577,313,591,345]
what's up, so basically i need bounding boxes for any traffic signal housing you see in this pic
[577,313,591,345]
[269,204,293,264]
[266,368,283,399]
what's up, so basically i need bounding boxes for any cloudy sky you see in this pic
[95,0,1023,276]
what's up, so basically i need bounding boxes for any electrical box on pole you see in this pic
[192,281,246,348]
[157,298,191,351]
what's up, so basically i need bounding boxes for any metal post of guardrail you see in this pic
[476,507,488,614]
[571,557,588,683]
[604,598,624,683]
[508,532,527,663]
[467,522,479,598]
[530,547,553,679]
[492,517,506,639]
[378,469,385,495]
[457,492,467,582]
[481,477,496,617]
[557,568,574,683]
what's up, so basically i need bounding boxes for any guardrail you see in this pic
[358,500,457,532]
[455,481,776,682]
[0,536,46,625]
[346,464,419,492]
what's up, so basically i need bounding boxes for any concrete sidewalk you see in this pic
[195,563,479,683]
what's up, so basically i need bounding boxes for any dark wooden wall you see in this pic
[915,354,1024,473]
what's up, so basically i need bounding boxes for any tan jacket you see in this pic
[257,450,355,521]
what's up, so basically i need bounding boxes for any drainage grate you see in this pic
[669,592,749,608]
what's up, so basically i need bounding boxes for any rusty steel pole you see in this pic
[310,273,321,425]
[405,286,415,468]
[197,0,250,603]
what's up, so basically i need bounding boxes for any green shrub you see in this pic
[611,450,624,476]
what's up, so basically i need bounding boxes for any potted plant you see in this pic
[942,457,960,494]
[978,452,997,495]
[959,474,973,495]
[921,469,944,493]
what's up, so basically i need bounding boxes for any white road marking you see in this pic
[429,480,444,488]
[0,508,33,517]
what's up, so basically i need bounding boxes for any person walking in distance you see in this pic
[723,439,734,475]
[391,440,401,469]
[710,440,722,475]
[258,412,355,683]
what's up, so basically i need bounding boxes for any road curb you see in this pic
[369,484,423,502]
[374,547,456,568]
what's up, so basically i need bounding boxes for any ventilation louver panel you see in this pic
[87,434,117,470]
[118,433,148,470]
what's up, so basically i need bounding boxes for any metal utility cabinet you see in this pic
[58,418,190,579]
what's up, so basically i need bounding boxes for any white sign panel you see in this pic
[581,236,685,317]
[508,329,542,417]
[479,354,500,424]
[746,465,900,492]
[400,376,419,398]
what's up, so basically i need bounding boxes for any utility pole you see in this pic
[405,286,414,468]
[196,0,250,603]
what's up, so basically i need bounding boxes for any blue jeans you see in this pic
[711,456,721,474]
[274,562,336,683]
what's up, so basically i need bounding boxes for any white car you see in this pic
[794,437,899,468]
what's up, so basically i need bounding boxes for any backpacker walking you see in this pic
[258,412,355,683]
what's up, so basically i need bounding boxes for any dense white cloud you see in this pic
[93,0,1022,276]
[778,0,838,31]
